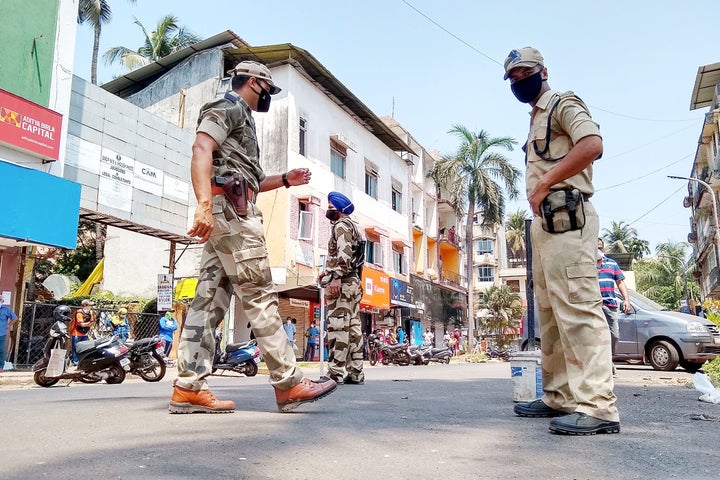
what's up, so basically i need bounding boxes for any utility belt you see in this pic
[212,174,257,217]
[540,188,590,234]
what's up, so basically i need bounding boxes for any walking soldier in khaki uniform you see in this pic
[169,61,336,414]
[504,47,620,434]
[319,192,364,385]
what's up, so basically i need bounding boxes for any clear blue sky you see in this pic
[73,0,716,254]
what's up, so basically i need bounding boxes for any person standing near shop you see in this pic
[318,192,364,385]
[504,47,620,434]
[71,299,94,365]
[170,61,336,414]
[0,297,18,370]
[159,310,179,357]
[304,321,320,361]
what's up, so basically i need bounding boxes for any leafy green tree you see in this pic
[78,0,137,85]
[428,125,521,347]
[476,284,523,348]
[635,241,698,309]
[505,209,528,265]
[104,15,202,71]
[52,221,100,282]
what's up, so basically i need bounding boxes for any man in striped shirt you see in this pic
[596,239,631,374]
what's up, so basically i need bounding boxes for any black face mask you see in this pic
[511,71,543,103]
[256,87,271,112]
[325,210,340,222]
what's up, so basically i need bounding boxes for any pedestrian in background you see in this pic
[504,46,620,435]
[170,60,336,414]
[71,299,94,365]
[304,321,319,361]
[110,307,130,342]
[597,239,631,375]
[159,310,179,356]
[0,297,18,370]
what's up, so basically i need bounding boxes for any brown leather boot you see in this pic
[275,377,337,412]
[168,386,235,414]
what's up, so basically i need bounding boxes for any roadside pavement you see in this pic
[1,360,718,480]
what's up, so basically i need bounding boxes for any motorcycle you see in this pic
[408,345,429,365]
[33,306,131,387]
[125,336,167,382]
[367,335,410,366]
[486,344,512,361]
[420,344,453,364]
[212,330,261,377]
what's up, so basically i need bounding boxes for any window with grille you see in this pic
[477,266,494,282]
[299,117,307,156]
[298,202,313,240]
[365,163,378,199]
[476,239,493,254]
[331,142,346,179]
[391,185,402,213]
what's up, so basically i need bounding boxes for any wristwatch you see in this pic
[282,173,290,188]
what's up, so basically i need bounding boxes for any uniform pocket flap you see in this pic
[232,245,267,263]
[566,262,596,279]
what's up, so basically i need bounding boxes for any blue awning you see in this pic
[1,159,80,249]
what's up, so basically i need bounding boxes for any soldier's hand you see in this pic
[326,278,341,298]
[188,203,214,243]
[286,168,311,186]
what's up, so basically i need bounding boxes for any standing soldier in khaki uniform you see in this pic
[318,192,364,384]
[504,47,620,435]
[169,61,337,414]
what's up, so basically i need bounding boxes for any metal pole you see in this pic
[318,255,327,377]
[667,175,720,258]
[524,218,535,349]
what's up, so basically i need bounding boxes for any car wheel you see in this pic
[679,360,702,373]
[648,340,680,371]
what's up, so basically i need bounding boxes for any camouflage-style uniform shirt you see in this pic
[525,89,602,197]
[196,91,264,192]
[326,216,360,278]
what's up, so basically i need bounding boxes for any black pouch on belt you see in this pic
[222,173,248,217]
[540,188,585,233]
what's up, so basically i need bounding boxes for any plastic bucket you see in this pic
[510,351,542,402]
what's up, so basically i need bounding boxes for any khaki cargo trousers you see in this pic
[176,197,302,391]
[531,201,619,422]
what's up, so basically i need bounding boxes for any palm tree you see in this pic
[77,0,137,85]
[428,125,521,349]
[635,241,698,308]
[104,15,202,71]
[505,209,528,265]
[476,284,523,348]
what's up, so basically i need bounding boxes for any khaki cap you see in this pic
[503,47,544,80]
[227,61,281,94]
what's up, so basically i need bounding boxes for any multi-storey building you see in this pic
[685,61,720,298]
[98,34,469,348]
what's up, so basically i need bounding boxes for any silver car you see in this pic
[520,289,720,372]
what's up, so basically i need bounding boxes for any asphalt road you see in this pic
[0,362,718,480]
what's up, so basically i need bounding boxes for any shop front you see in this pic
[360,266,390,334]
[410,274,468,347]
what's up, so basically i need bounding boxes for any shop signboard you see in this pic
[390,278,414,308]
[0,88,62,160]
[157,274,173,311]
[361,267,390,310]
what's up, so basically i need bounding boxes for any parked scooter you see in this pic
[408,345,429,365]
[33,306,131,387]
[419,344,453,364]
[125,336,167,382]
[212,329,261,377]
[366,334,410,366]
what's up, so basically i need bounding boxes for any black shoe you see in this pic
[343,375,364,385]
[323,375,343,384]
[514,399,565,418]
[549,412,620,435]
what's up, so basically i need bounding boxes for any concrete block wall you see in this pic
[65,75,195,235]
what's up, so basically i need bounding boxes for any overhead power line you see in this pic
[400,0,699,124]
